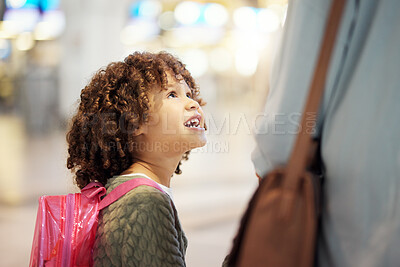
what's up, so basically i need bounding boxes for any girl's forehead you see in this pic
[150,71,189,95]
[166,71,184,87]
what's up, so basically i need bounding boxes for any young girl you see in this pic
[66,51,207,266]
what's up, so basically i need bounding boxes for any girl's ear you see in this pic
[131,113,148,136]
[132,125,146,136]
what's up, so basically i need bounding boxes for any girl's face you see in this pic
[136,72,206,154]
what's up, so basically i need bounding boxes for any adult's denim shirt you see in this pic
[251,0,400,266]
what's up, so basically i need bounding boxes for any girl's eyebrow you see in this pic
[167,84,193,96]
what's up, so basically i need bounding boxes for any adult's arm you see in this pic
[251,0,349,177]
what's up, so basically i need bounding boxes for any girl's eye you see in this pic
[167,92,177,98]
[187,93,192,99]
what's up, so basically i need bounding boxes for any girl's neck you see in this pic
[121,155,181,187]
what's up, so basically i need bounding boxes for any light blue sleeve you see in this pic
[251,0,352,177]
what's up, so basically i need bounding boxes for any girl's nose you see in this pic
[187,98,200,110]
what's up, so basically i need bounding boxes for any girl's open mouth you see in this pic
[184,116,204,130]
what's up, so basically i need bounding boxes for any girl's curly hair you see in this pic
[66,51,206,189]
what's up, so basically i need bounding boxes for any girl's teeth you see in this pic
[185,118,200,128]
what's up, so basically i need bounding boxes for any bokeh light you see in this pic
[209,47,232,73]
[0,21,19,38]
[0,39,12,59]
[138,0,162,19]
[34,10,65,40]
[3,8,41,33]
[257,8,280,33]
[204,3,229,27]
[235,47,259,76]
[6,0,27,9]
[181,49,208,77]
[120,20,160,45]
[158,11,176,31]
[233,6,257,30]
[174,1,202,26]
[15,31,35,51]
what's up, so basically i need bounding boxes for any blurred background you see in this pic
[0,0,287,266]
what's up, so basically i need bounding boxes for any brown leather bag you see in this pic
[225,0,347,266]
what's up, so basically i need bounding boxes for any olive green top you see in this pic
[93,175,188,267]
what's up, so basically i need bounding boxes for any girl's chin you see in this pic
[191,135,207,147]
[174,138,207,153]
[189,140,207,150]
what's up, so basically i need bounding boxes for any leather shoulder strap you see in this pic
[98,177,165,210]
[285,0,347,185]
